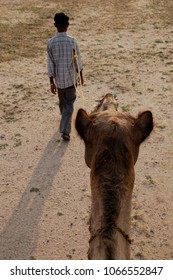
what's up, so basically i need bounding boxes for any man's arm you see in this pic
[74,39,84,85]
[49,77,56,95]
[47,43,57,94]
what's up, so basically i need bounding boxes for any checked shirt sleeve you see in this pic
[74,39,83,72]
[47,43,55,78]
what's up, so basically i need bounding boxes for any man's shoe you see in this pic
[61,133,70,141]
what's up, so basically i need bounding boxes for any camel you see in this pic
[75,93,153,260]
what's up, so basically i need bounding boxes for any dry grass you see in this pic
[1,0,171,63]
[0,1,57,62]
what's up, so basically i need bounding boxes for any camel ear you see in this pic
[133,111,153,144]
[75,109,92,141]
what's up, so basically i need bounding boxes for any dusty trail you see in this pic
[0,0,173,259]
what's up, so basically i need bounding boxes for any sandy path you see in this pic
[0,0,173,259]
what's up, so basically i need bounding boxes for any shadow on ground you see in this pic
[0,131,68,259]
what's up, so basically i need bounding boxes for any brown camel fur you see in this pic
[75,93,153,260]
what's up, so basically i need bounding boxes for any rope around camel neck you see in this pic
[73,42,101,108]
[89,224,132,244]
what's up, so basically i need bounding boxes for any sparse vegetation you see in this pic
[0,143,8,150]
[30,187,40,193]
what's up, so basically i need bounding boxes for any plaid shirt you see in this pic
[47,32,83,89]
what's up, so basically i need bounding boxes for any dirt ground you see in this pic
[0,0,173,260]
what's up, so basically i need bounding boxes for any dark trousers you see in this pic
[58,86,76,134]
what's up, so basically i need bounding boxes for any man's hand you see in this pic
[50,83,57,95]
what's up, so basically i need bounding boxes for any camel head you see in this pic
[75,93,153,169]
[76,93,153,259]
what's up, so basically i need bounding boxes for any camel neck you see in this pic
[88,176,133,259]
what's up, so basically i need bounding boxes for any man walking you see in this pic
[47,12,83,140]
